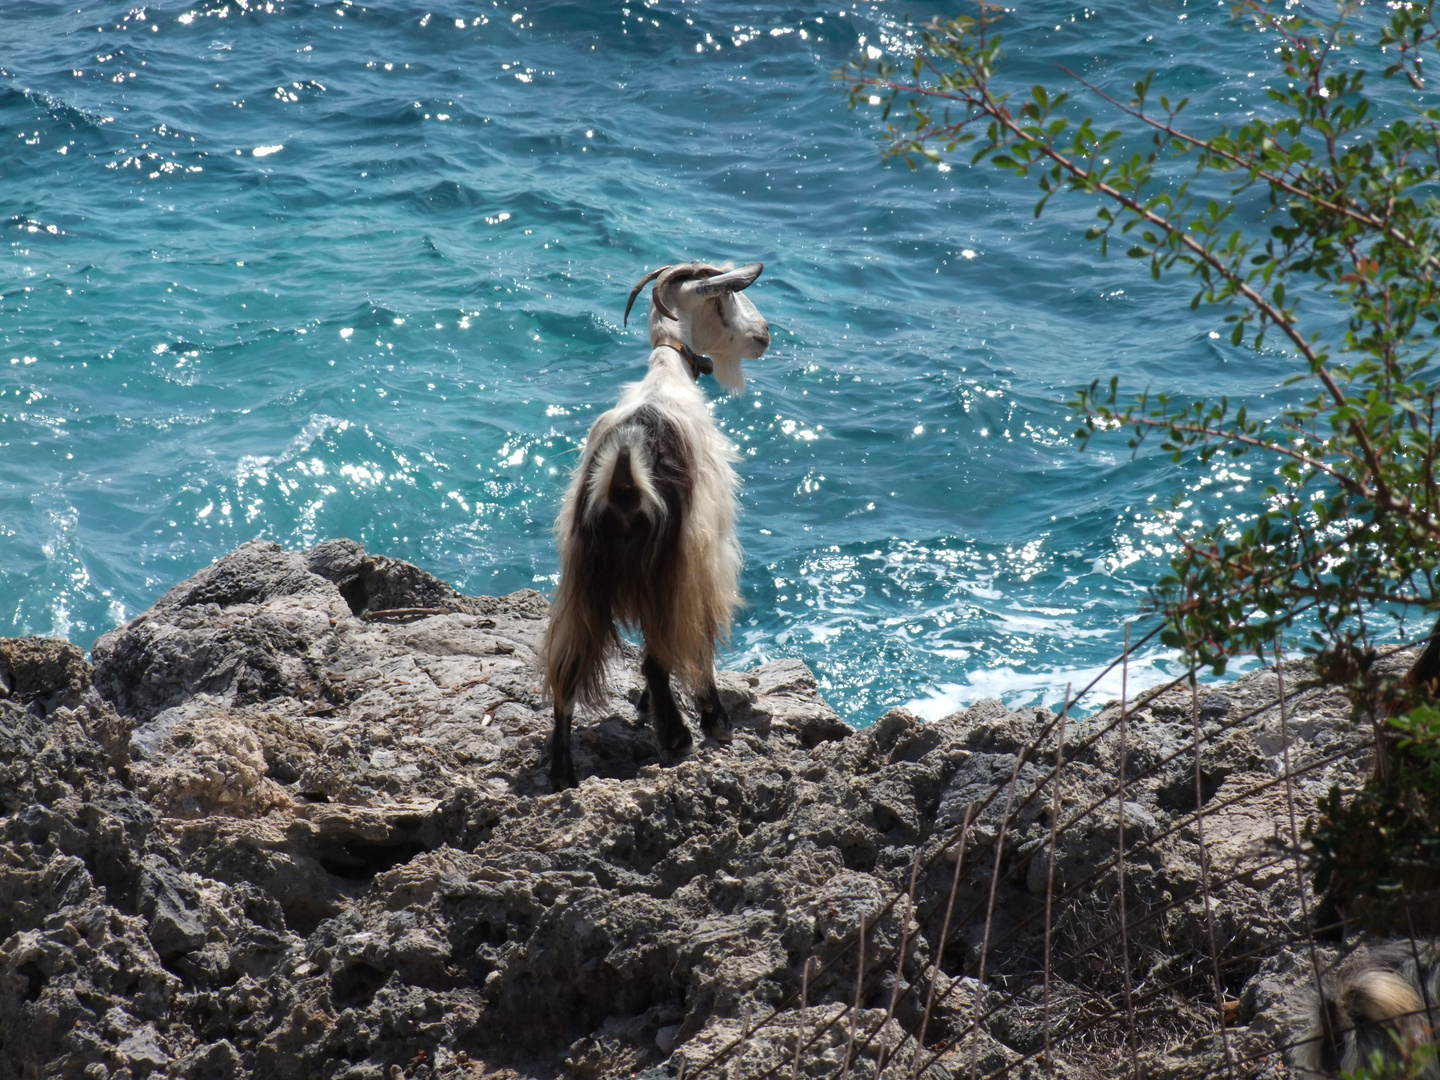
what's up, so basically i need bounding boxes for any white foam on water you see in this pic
[904,650,1184,720]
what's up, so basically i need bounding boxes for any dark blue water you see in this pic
[2,0,1334,722]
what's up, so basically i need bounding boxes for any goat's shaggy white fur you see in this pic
[540,261,769,789]
[546,358,742,706]
[1291,940,1440,1079]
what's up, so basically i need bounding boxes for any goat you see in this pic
[1292,941,1440,1079]
[540,261,771,790]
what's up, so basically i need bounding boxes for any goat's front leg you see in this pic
[698,679,733,744]
[640,652,693,751]
[548,699,579,791]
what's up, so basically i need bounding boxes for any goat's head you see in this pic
[624,261,770,392]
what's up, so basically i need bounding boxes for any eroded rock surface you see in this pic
[0,540,1378,1079]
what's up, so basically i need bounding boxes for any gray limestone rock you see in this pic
[0,539,1384,1079]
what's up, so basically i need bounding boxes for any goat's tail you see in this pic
[1294,946,1440,1079]
[542,408,693,710]
[586,424,670,531]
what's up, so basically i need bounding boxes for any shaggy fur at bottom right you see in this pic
[1293,941,1440,1079]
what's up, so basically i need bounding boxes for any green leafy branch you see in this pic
[843,2,1440,698]
[845,4,1440,919]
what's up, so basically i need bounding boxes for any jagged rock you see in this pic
[138,855,207,961]
[0,636,92,712]
[0,540,1380,1079]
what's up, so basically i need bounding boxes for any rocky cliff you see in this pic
[0,540,1374,1079]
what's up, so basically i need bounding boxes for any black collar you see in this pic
[657,339,714,381]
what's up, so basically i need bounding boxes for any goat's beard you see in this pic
[710,355,745,394]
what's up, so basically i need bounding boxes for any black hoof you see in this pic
[639,655,692,754]
[659,716,693,752]
[700,691,733,744]
[547,737,578,791]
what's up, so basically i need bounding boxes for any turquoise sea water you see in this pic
[3,0,1337,723]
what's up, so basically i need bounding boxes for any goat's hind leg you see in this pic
[698,678,733,744]
[640,652,693,752]
[548,698,579,791]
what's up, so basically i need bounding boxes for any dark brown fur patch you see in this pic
[551,404,697,708]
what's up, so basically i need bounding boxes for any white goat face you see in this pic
[625,262,772,393]
[673,266,770,359]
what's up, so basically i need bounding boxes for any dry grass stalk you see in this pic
[731,1002,752,1080]
[915,802,975,1080]
[683,630,1383,1080]
[1043,685,1070,1079]
[969,739,1029,1078]
[792,957,814,1080]
[1275,646,1332,1056]
[841,915,867,1077]
[1117,625,1139,1080]
[897,742,1362,1080]
[1190,679,1236,1079]
[876,851,922,1076]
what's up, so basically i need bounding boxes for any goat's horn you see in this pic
[692,262,763,297]
[624,266,671,327]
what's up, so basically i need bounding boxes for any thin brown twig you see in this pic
[970,740,1028,1078]
[1042,684,1069,1080]
[896,744,1369,1080]
[915,802,973,1080]
[750,741,1362,1080]
[684,623,1172,1078]
[841,914,867,1078]
[1117,625,1140,1080]
[732,1002,752,1080]
[792,957,814,1080]
[1115,414,1370,499]
[878,851,924,1076]
[1274,645,1333,1063]
[1191,679,1235,1079]
[360,606,454,621]
[708,670,1268,1080]
[931,900,1362,1080]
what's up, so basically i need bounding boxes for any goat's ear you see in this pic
[692,262,762,297]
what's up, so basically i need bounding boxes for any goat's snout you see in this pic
[748,321,770,357]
